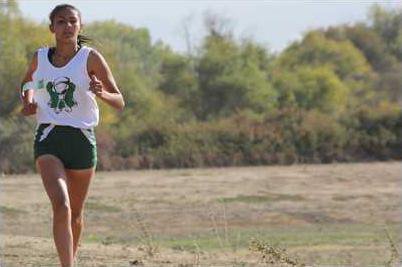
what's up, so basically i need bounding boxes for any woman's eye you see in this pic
[57,20,66,24]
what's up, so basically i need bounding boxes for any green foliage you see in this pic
[273,66,349,114]
[323,23,402,104]
[0,117,35,173]
[275,31,378,112]
[370,5,402,60]
[297,110,347,163]
[344,102,402,160]
[197,35,277,119]
[325,24,397,72]
[158,48,198,115]
[277,31,371,79]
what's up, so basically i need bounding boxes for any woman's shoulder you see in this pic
[33,46,51,61]
[36,46,51,53]
[84,46,101,56]
[30,47,49,63]
[87,47,107,64]
[86,47,111,75]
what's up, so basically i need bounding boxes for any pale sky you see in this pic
[18,1,401,53]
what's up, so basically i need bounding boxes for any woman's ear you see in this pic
[49,24,55,33]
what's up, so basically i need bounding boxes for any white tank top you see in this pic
[32,46,99,129]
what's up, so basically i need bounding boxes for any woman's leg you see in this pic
[36,155,73,267]
[65,167,95,260]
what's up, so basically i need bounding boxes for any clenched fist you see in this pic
[89,73,104,97]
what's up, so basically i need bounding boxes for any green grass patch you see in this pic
[0,205,26,215]
[86,201,121,213]
[218,193,305,203]
[84,233,126,245]
[84,233,104,243]
[332,194,375,202]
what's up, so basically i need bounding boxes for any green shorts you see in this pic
[34,124,97,169]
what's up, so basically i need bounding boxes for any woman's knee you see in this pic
[71,210,83,226]
[52,199,71,221]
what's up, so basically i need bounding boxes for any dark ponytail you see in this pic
[49,4,92,47]
[77,34,91,47]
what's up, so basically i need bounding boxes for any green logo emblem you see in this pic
[46,77,77,113]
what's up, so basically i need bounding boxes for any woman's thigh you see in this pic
[36,154,70,207]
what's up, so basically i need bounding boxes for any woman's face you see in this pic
[50,8,81,44]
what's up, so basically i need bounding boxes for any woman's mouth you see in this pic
[63,32,74,37]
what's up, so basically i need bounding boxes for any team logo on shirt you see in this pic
[46,77,77,113]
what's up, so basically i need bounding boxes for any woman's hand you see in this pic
[89,73,104,97]
[20,52,39,116]
[21,100,37,116]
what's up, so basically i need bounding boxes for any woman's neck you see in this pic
[54,42,79,59]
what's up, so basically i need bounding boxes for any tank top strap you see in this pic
[80,46,92,57]
[75,46,92,78]
[75,46,91,63]
[36,47,49,71]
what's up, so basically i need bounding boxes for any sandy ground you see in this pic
[0,161,401,266]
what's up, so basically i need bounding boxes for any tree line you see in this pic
[1,1,401,173]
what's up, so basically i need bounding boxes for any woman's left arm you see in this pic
[87,49,125,111]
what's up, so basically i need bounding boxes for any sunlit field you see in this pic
[1,162,401,266]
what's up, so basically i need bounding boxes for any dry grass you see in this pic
[0,161,401,266]
[249,238,304,266]
[384,226,400,267]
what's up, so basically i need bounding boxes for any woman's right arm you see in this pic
[20,51,38,116]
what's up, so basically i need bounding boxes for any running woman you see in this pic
[20,4,124,267]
